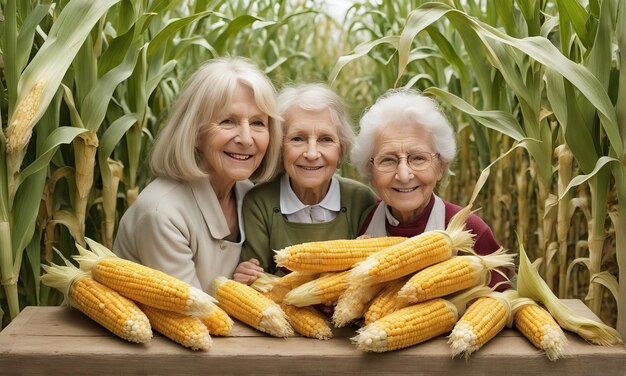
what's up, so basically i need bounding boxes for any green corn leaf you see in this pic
[61,84,85,129]
[558,156,620,201]
[555,0,590,47]
[329,36,399,83]
[424,87,525,141]
[591,271,619,304]
[16,5,51,74]
[3,0,18,114]
[24,231,42,305]
[97,13,157,77]
[16,127,89,190]
[82,41,141,131]
[11,169,46,260]
[147,10,214,58]
[98,114,138,182]
[147,60,177,100]
[213,14,262,54]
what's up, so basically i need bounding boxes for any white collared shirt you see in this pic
[279,174,340,223]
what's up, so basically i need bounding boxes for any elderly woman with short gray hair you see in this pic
[234,83,376,283]
[352,89,509,289]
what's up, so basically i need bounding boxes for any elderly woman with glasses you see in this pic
[233,83,376,284]
[351,89,509,288]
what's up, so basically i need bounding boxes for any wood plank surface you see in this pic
[0,300,624,375]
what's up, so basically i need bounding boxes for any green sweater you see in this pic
[240,174,376,274]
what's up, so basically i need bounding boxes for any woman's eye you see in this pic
[251,120,267,128]
[219,119,236,126]
[319,136,335,143]
[291,136,305,142]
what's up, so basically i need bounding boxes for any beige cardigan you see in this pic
[113,177,252,292]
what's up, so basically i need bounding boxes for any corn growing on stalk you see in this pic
[73,238,218,316]
[41,261,152,344]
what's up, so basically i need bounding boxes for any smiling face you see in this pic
[370,122,444,224]
[197,83,270,188]
[282,107,342,204]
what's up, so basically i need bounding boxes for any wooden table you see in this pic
[0,300,624,375]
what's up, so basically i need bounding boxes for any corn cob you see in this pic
[398,248,513,303]
[138,303,211,350]
[274,236,407,272]
[281,303,332,340]
[352,285,491,352]
[210,276,293,337]
[251,274,332,340]
[517,240,622,345]
[350,206,474,285]
[332,283,384,327]
[74,238,217,316]
[251,272,318,303]
[283,271,350,307]
[363,277,412,325]
[5,80,46,154]
[41,262,152,344]
[448,292,511,358]
[514,303,567,361]
[198,306,234,336]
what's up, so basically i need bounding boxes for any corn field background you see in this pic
[0,0,624,339]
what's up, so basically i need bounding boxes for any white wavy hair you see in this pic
[351,89,457,180]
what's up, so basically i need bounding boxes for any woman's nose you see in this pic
[304,139,320,159]
[236,122,254,146]
[395,158,414,182]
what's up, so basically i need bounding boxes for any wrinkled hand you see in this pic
[233,258,264,285]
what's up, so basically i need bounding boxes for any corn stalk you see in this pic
[0,0,120,323]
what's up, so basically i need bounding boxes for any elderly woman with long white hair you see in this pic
[351,89,509,288]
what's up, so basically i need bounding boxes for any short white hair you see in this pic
[277,83,355,167]
[351,89,457,180]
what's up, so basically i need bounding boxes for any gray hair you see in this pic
[151,57,282,183]
[277,83,355,166]
[351,89,457,180]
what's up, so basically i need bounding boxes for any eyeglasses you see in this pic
[369,152,440,173]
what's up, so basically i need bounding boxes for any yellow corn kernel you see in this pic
[332,283,384,327]
[198,306,234,336]
[283,271,350,307]
[514,303,567,361]
[398,249,512,303]
[73,239,217,316]
[350,208,474,285]
[5,80,46,154]
[352,298,458,352]
[41,263,152,344]
[448,295,510,358]
[138,303,211,351]
[281,303,332,340]
[210,276,293,337]
[364,277,412,325]
[275,236,407,272]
